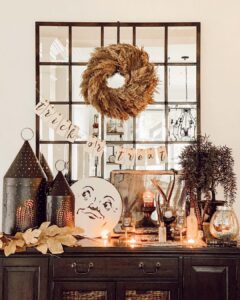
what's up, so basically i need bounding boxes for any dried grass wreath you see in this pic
[81,44,158,120]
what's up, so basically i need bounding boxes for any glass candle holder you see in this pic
[143,190,155,208]
[210,206,239,240]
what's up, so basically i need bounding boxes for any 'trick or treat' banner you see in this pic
[35,100,167,164]
[85,137,167,166]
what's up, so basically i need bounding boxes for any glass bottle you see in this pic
[176,208,186,242]
[186,203,198,241]
[159,222,167,243]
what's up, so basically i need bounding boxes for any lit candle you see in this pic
[187,238,195,245]
[128,237,137,248]
[143,190,154,208]
[101,229,110,247]
[101,229,110,240]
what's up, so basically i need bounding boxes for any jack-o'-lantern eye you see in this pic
[82,190,91,201]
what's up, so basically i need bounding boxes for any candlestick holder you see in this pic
[163,215,176,240]
[136,206,157,228]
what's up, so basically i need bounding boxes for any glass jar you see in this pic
[210,206,239,240]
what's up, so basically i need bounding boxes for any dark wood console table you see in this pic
[0,241,239,300]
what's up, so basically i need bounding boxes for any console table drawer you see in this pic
[52,257,178,279]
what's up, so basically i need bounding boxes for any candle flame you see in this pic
[187,239,195,244]
[101,229,109,240]
[128,237,137,248]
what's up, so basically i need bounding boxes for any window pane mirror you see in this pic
[36,22,200,181]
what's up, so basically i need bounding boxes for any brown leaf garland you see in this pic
[81,44,158,120]
[0,222,83,257]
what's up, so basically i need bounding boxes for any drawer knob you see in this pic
[71,262,94,274]
[138,262,161,274]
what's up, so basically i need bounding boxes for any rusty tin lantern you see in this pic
[47,160,75,227]
[2,128,47,234]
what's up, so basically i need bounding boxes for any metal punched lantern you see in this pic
[2,129,47,234]
[47,161,75,227]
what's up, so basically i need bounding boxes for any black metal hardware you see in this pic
[71,262,94,274]
[138,261,161,274]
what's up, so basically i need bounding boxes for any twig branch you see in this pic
[151,178,168,206]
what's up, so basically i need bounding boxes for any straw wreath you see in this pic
[81,44,158,120]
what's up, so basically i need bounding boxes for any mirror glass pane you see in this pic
[105,118,133,141]
[104,27,117,45]
[168,143,188,170]
[168,66,196,102]
[40,143,69,177]
[40,66,69,102]
[72,66,87,102]
[120,27,133,43]
[168,104,197,142]
[105,144,134,180]
[136,27,165,62]
[39,104,69,141]
[153,66,165,102]
[72,27,101,62]
[168,26,196,63]
[136,105,165,141]
[72,144,102,180]
[72,105,101,141]
[40,26,69,62]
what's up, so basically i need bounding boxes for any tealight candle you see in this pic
[143,190,154,208]
[128,237,137,248]
[187,238,195,244]
[101,229,110,240]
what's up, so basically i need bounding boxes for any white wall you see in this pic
[1,0,240,227]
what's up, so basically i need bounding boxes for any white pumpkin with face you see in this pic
[72,177,122,238]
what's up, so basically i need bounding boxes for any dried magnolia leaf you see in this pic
[46,225,61,237]
[71,227,84,236]
[15,239,25,248]
[36,243,48,255]
[4,240,17,257]
[39,222,51,232]
[60,226,77,235]
[23,229,41,245]
[1,223,83,256]
[59,226,83,236]
[56,234,77,247]
[47,238,63,254]
[14,232,23,239]
[58,226,73,235]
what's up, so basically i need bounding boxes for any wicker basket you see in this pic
[62,290,106,300]
[126,290,169,300]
